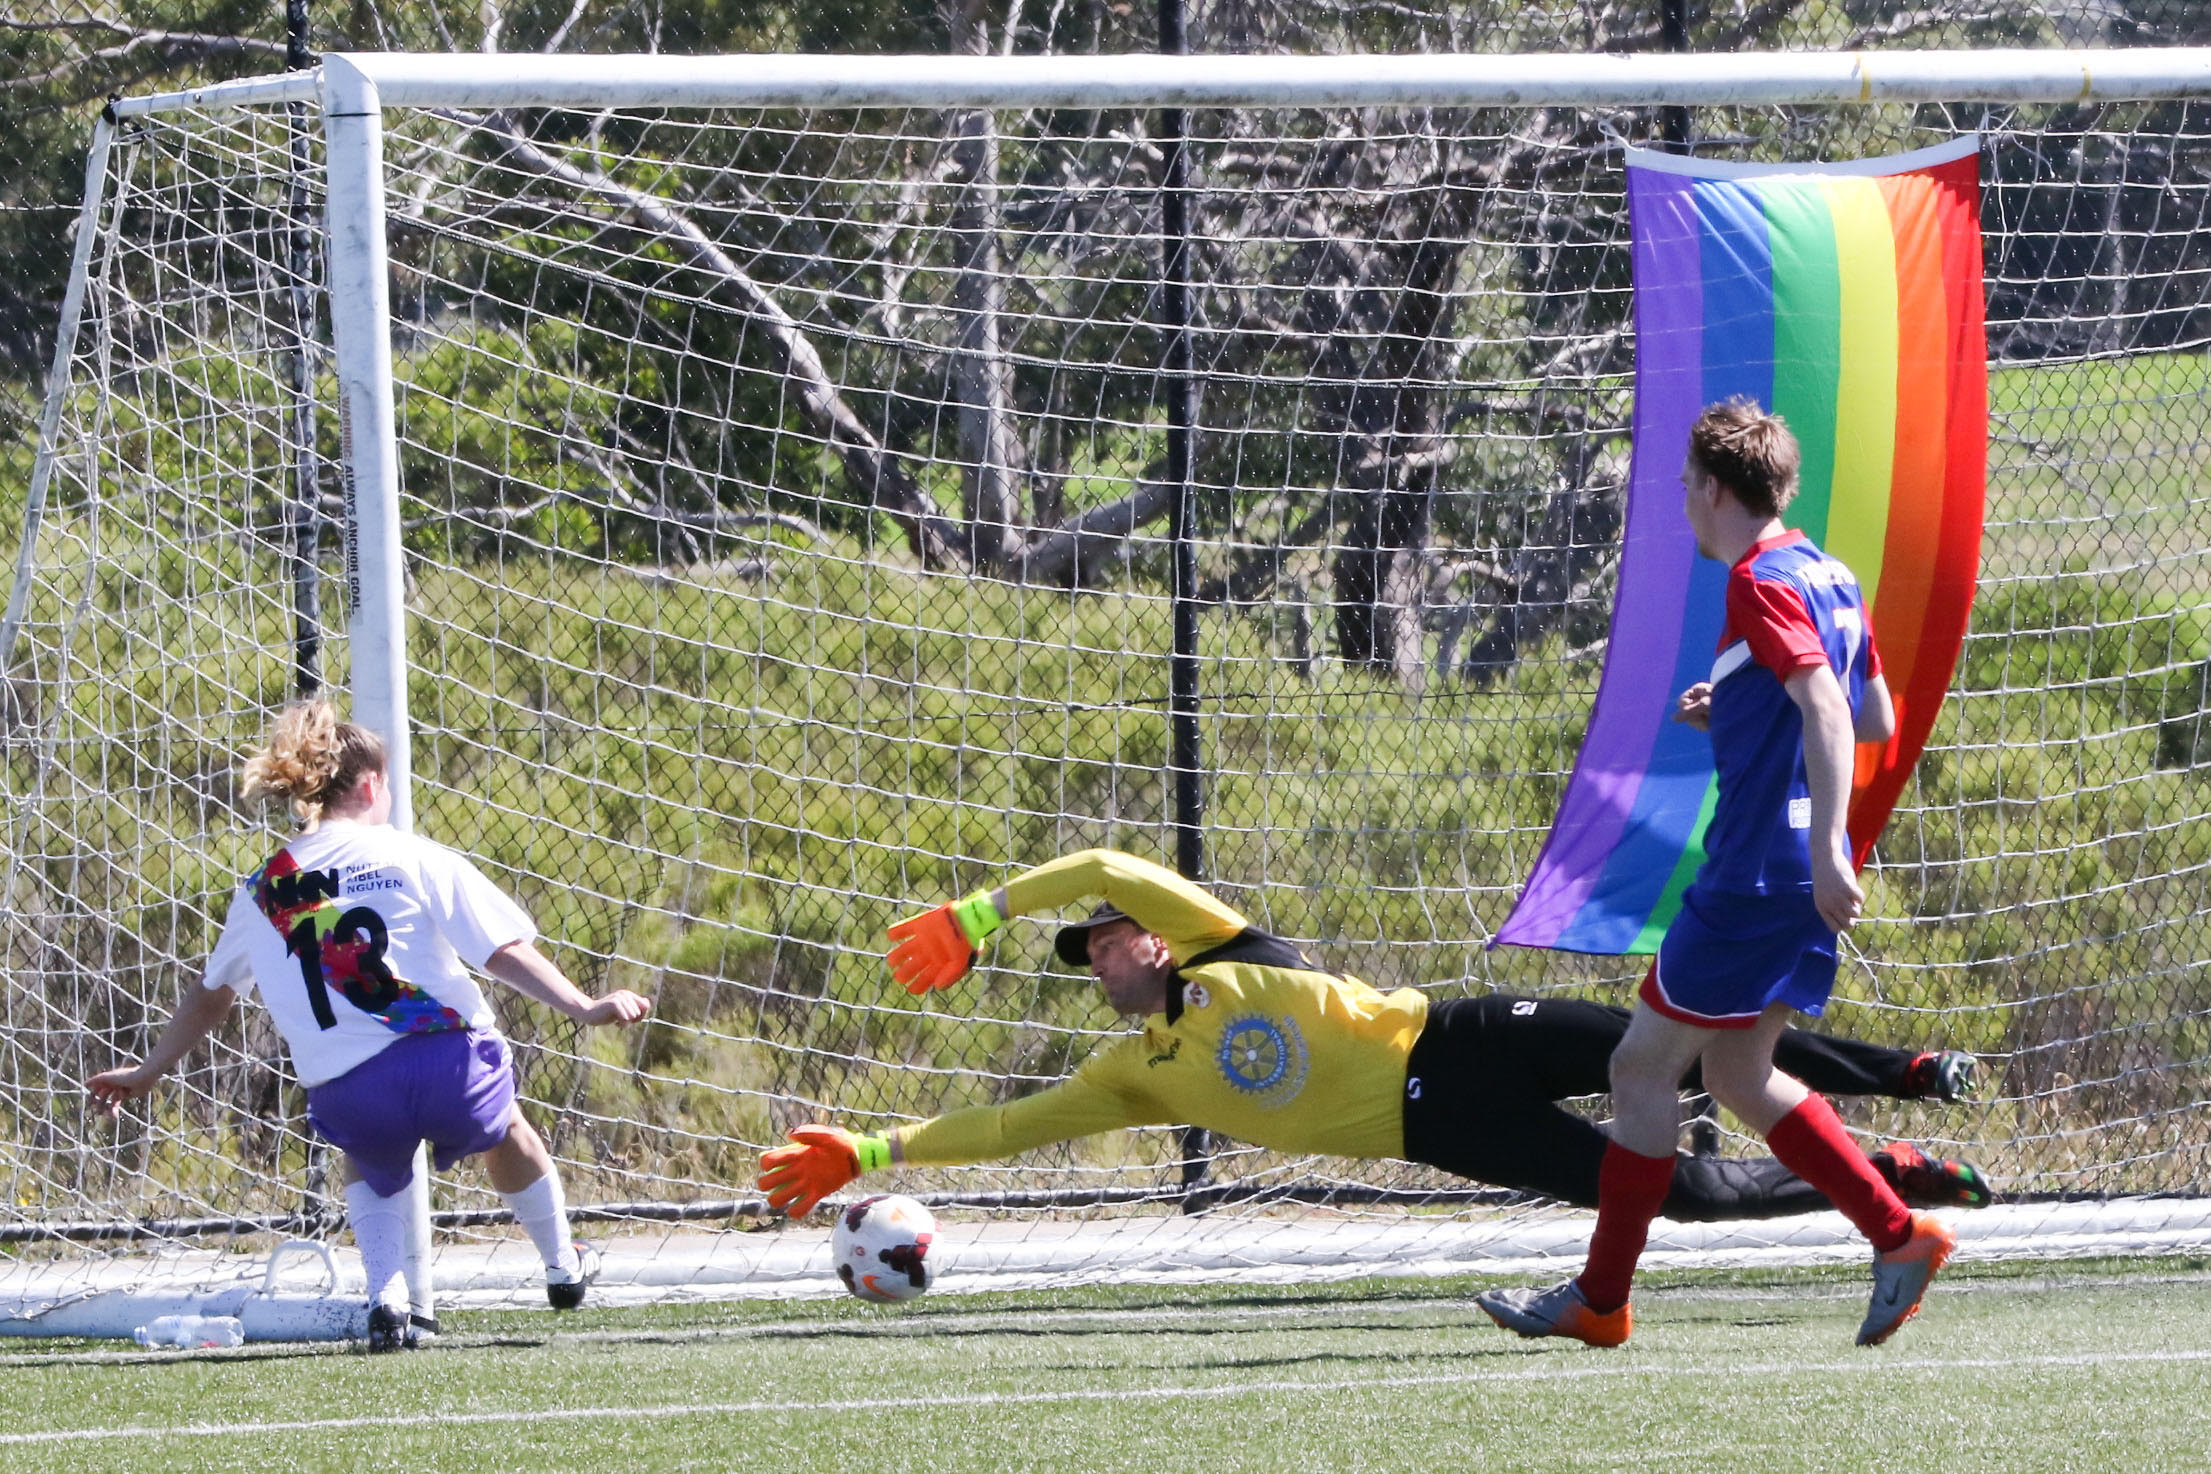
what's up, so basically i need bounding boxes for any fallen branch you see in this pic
[0,25,288,95]
[1011,479,1179,585]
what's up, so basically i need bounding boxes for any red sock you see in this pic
[1766,1095,1913,1252]
[1575,1142,1676,1314]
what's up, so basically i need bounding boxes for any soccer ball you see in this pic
[831,1193,937,1304]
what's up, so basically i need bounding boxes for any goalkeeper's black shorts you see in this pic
[1396,993,1913,1221]
[1398,993,1625,1210]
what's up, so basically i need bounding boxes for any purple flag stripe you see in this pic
[1494,170,1703,950]
[1550,176,1786,948]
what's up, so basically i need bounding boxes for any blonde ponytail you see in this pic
[240,698,387,828]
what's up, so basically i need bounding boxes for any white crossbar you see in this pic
[104,46,2211,119]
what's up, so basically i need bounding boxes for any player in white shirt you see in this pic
[89,700,651,1350]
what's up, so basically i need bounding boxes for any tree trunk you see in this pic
[1333,482,1433,675]
[1326,189,1464,680]
[945,0,1024,568]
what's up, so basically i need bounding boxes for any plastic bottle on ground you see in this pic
[132,1314,245,1348]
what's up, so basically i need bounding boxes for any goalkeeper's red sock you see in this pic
[1766,1094,1913,1253]
[1574,1142,1676,1314]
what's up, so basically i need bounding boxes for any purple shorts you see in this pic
[306,1029,516,1196]
[1639,885,1838,1028]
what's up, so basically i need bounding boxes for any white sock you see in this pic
[403,1150,436,1319]
[501,1170,576,1277]
[345,1178,410,1309]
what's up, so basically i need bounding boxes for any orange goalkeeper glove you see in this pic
[887,891,1004,995]
[758,1125,893,1217]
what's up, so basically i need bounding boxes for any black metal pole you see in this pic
[284,0,324,698]
[1657,0,1714,1153]
[1659,0,1691,153]
[283,0,333,1235]
[1159,0,1204,884]
[1159,0,1213,1204]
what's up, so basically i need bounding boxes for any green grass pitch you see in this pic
[3,1256,2206,1473]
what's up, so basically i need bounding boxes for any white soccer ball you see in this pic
[831,1193,938,1304]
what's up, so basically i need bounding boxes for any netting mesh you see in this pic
[3,68,2210,1307]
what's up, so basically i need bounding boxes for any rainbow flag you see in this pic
[1497,139,1986,956]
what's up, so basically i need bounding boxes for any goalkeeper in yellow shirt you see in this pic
[759,849,1987,1220]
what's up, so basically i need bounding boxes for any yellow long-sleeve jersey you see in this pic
[893,850,1428,1166]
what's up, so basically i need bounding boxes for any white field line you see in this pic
[10,1347,2211,1447]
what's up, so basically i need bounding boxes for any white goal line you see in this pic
[106,46,2211,120]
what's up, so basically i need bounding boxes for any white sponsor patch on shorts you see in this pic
[1788,796,1813,829]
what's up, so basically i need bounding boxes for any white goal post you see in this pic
[7,47,2211,1337]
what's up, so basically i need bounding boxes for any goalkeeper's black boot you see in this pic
[547,1242,602,1311]
[1903,1050,1979,1102]
[365,1302,420,1353]
[1875,1141,1995,1210]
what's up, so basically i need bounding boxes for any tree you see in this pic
[11,0,2199,682]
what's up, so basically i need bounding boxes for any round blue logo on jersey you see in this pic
[1215,1014,1310,1106]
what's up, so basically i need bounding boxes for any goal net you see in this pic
[5,50,2210,1333]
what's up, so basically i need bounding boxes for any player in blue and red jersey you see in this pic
[1478,398,1954,1349]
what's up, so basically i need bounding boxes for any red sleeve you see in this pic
[1725,567,1828,677]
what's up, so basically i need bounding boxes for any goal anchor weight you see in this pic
[0,1238,362,1344]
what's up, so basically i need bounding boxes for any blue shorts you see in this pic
[1638,885,1838,1029]
[306,1029,517,1196]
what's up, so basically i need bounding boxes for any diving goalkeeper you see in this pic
[758,849,1987,1220]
